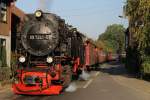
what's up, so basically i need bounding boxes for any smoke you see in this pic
[65,82,77,92]
[65,70,90,92]
[79,70,90,81]
[38,0,53,12]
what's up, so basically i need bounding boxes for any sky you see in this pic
[16,0,128,40]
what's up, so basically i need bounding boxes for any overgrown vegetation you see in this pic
[0,67,11,81]
[124,0,150,76]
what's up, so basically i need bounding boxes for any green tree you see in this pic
[124,0,150,74]
[97,24,125,54]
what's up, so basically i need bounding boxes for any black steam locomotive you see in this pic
[12,10,85,95]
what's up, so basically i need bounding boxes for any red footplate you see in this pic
[12,84,63,95]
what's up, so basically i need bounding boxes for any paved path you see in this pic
[0,62,149,100]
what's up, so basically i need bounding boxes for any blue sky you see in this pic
[16,0,128,40]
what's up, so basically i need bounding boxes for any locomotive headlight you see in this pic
[19,56,26,63]
[35,10,42,18]
[46,57,53,63]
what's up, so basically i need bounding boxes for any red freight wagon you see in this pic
[94,47,99,65]
[99,48,106,63]
[107,52,113,61]
[85,41,94,67]
[85,40,102,70]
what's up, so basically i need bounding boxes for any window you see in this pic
[0,38,7,67]
[0,0,7,23]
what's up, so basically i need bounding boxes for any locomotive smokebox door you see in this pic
[21,14,59,56]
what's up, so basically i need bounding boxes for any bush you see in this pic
[141,62,150,74]
[11,52,18,78]
[0,67,11,81]
[141,57,150,75]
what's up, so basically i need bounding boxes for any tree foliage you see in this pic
[97,24,125,53]
[124,0,150,74]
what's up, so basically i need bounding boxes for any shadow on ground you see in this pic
[92,61,139,78]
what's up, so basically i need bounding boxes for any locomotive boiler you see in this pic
[12,10,85,95]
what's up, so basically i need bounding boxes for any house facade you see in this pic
[0,0,25,67]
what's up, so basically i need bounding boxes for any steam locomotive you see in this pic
[12,10,109,95]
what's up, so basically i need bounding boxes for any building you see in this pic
[0,0,25,68]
